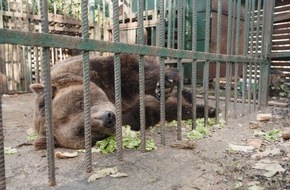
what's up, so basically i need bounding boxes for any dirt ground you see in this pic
[2,93,290,190]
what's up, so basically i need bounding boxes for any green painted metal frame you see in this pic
[0,29,268,63]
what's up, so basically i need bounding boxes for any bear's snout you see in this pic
[102,111,116,128]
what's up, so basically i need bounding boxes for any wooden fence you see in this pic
[271,1,290,83]
[0,0,111,94]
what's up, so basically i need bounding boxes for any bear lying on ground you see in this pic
[30,54,216,150]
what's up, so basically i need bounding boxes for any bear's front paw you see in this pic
[34,136,47,150]
[155,68,179,100]
[155,79,175,100]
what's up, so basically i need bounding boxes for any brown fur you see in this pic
[30,54,215,150]
[31,74,116,149]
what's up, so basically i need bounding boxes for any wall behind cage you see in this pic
[0,0,111,94]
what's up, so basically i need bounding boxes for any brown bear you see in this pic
[30,54,216,149]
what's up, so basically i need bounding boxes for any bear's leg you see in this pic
[34,136,47,150]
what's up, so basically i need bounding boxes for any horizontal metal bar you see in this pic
[269,52,290,58]
[0,28,267,63]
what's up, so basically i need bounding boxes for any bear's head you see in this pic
[30,73,116,149]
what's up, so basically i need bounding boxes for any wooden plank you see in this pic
[272,45,290,51]
[0,44,8,94]
[107,19,158,30]
[271,62,290,66]
[274,12,290,23]
[273,22,290,30]
[34,47,40,83]
[272,40,290,46]
[272,34,290,40]
[273,28,290,35]
[1,11,95,27]
[4,22,87,34]
[271,68,290,72]
[275,4,290,12]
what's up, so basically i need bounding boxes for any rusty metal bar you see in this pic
[191,0,197,129]
[259,0,275,107]
[81,0,92,173]
[233,0,241,119]
[231,0,236,56]
[258,0,266,109]
[248,0,255,113]
[253,0,262,111]
[215,0,222,124]
[113,0,123,161]
[225,0,233,122]
[203,0,211,126]
[137,0,146,152]
[0,29,267,63]
[242,0,250,116]
[159,0,166,145]
[177,0,183,140]
[0,87,5,190]
[40,0,55,186]
[167,0,172,48]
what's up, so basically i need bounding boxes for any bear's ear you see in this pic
[30,84,57,98]
[30,83,44,96]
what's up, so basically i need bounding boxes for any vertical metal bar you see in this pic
[254,0,262,110]
[16,46,20,91]
[0,78,5,190]
[145,0,148,21]
[167,0,172,48]
[90,0,95,40]
[164,0,167,18]
[81,0,92,173]
[40,0,55,186]
[182,0,186,49]
[258,0,266,109]
[191,0,197,130]
[159,0,166,145]
[137,0,146,152]
[11,45,15,91]
[113,0,123,160]
[171,0,176,49]
[102,0,105,22]
[233,0,241,119]
[215,0,222,123]
[259,0,275,107]
[242,0,250,116]
[122,0,125,23]
[177,0,184,140]
[231,0,236,55]
[154,0,157,21]
[35,47,40,83]
[225,0,233,122]
[248,0,255,113]
[203,0,210,126]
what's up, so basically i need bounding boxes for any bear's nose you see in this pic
[102,111,116,128]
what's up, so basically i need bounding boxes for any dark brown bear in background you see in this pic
[30,54,216,150]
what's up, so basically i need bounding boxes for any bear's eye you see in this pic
[77,128,84,136]
[79,101,84,109]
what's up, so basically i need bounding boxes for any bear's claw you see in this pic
[155,78,175,100]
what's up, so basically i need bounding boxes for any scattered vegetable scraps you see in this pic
[95,125,156,154]
[4,147,18,155]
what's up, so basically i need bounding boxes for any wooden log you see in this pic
[256,114,272,121]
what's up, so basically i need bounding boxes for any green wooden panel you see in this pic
[131,0,159,12]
